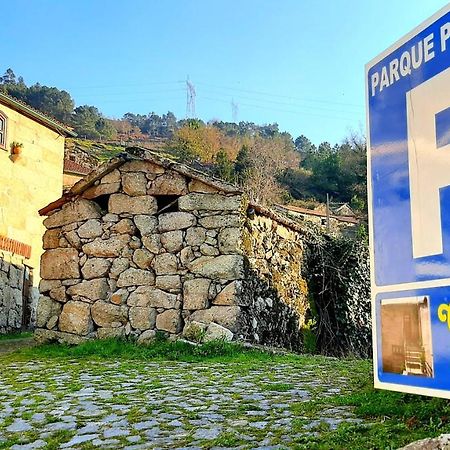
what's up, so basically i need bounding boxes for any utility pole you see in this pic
[186,76,196,118]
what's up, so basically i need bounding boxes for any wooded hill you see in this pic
[0,68,367,211]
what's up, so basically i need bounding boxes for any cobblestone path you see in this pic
[0,359,363,449]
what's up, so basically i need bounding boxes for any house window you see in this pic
[0,112,7,149]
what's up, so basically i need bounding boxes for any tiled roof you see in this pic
[0,91,76,137]
[276,204,359,224]
[63,159,91,175]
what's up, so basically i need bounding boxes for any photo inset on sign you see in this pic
[381,296,433,377]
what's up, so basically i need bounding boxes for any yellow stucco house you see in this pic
[0,92,75,332]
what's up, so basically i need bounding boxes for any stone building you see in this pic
[0,92,75,333]
[36,148,309,348]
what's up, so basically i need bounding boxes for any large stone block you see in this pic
[183,278,210,310]
[67,278,109,302]
[122,172,147,196]
[179,194,241,212]
[111,218,136,234]
[156,309,182,333]
[117,268,155,287]
[120,160,165,174]
[97,327,125,339]
[78,220,103,239]
[109,194,157,215]
[203,322,234,342]
[36,296,62,328]
[129,306,156,331]
[142,235,162,253]
[34,328,91,345]
[83,183,120,199]
[127,286,178,309]
[82,235,130,258]
[152,253,178,275]
[44,199,101,229]
[218,228,242,254]
[158,212,196,232]
[155,275,181,292]
[190,306,241,332]
[190,255,244,280]
[188,179,220,193]
[148,171,188,195]
[132,248,154,270]
[41,249,80,280]
[199,214,241,229]
[213,281,240,306]
[134,215,158,236]
[101,169,121,184]
[43,229,61,249]
[59,301,93,335]
[91,301,128,327]
[81,258,111,280]
[160,230,183,253]
[186,227,206,246]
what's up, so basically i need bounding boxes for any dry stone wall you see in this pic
[35,160,247,344]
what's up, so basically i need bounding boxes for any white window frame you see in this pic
[0,111,7,150]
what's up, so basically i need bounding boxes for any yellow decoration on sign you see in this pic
[438,303,450,329]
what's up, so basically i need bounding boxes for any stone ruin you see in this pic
[35,149,309,349]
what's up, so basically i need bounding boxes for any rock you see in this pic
[110,258,130,279]
[49,286,67,303]
[117,268,155,287]
[160,230,183,252]
[39,279,61,293]
[179,194,241,211]
[200,244,219,256]
[190,255,244,280]
[101,169,121,184]
[67,278,109,302]
[41,248,80,279]
[43,229,61,249]
[203,322,234,342]
[110,289,129,305]
[59,301,93,335]
[44,199,101,229]
[78,220,103,239]
[182,321,208,342]
[129,307,156,330]
[127,287,178,308]
[152,253,178,275]
[97,327,125,339]
[120,160,165,173]
[132,248,154,269]
[185,227,206,246]
[188,179,220,193]
[180,247,195,267]
[36,296,62,328]
[83,183,120,199]
[82,235,130,257]
[102,213,119,222]
[183,278,210,310]
[134,215,158,235]
[109,194,157,215]
[81,258,111,280]
[136,329,157,345]
[148,171,188,195]
[218,228,241,254]
[156,309,182,333]
[142,235,161,253]
[129,236,141,249]
[111,218,136,234]
[46,315,59,330]
[158,212,196,232]
[155,275,181,292]
[213,281,239,305]
[122,172,147,196]
[34,328,90,345]
[91,301,127,327]
[400,434,450,450]
[199,214,241,229]
[190,306,241,332]
[64,230,82,249]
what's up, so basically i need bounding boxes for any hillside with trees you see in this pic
[0,68,367,212]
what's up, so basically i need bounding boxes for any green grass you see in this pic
[0,331,33,341]
[3,338,450,449]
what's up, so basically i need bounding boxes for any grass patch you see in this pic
[0,331,33,341]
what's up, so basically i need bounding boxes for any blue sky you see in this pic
[2,0,449,144]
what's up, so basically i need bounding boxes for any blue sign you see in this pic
[367,5,450,398]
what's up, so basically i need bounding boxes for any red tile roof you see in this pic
[63,159,91,175]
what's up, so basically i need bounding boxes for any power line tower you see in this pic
[231,99,238,122]
[185,77,196,118]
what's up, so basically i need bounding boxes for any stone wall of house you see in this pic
[0,253,37,333]
[238,210,309,350]
[35,160,247,344]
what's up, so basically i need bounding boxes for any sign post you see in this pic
[367,4,450,398]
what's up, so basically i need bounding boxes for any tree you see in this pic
[234,144,252,184]
[72,105,116,139]
[214,150,235,182]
